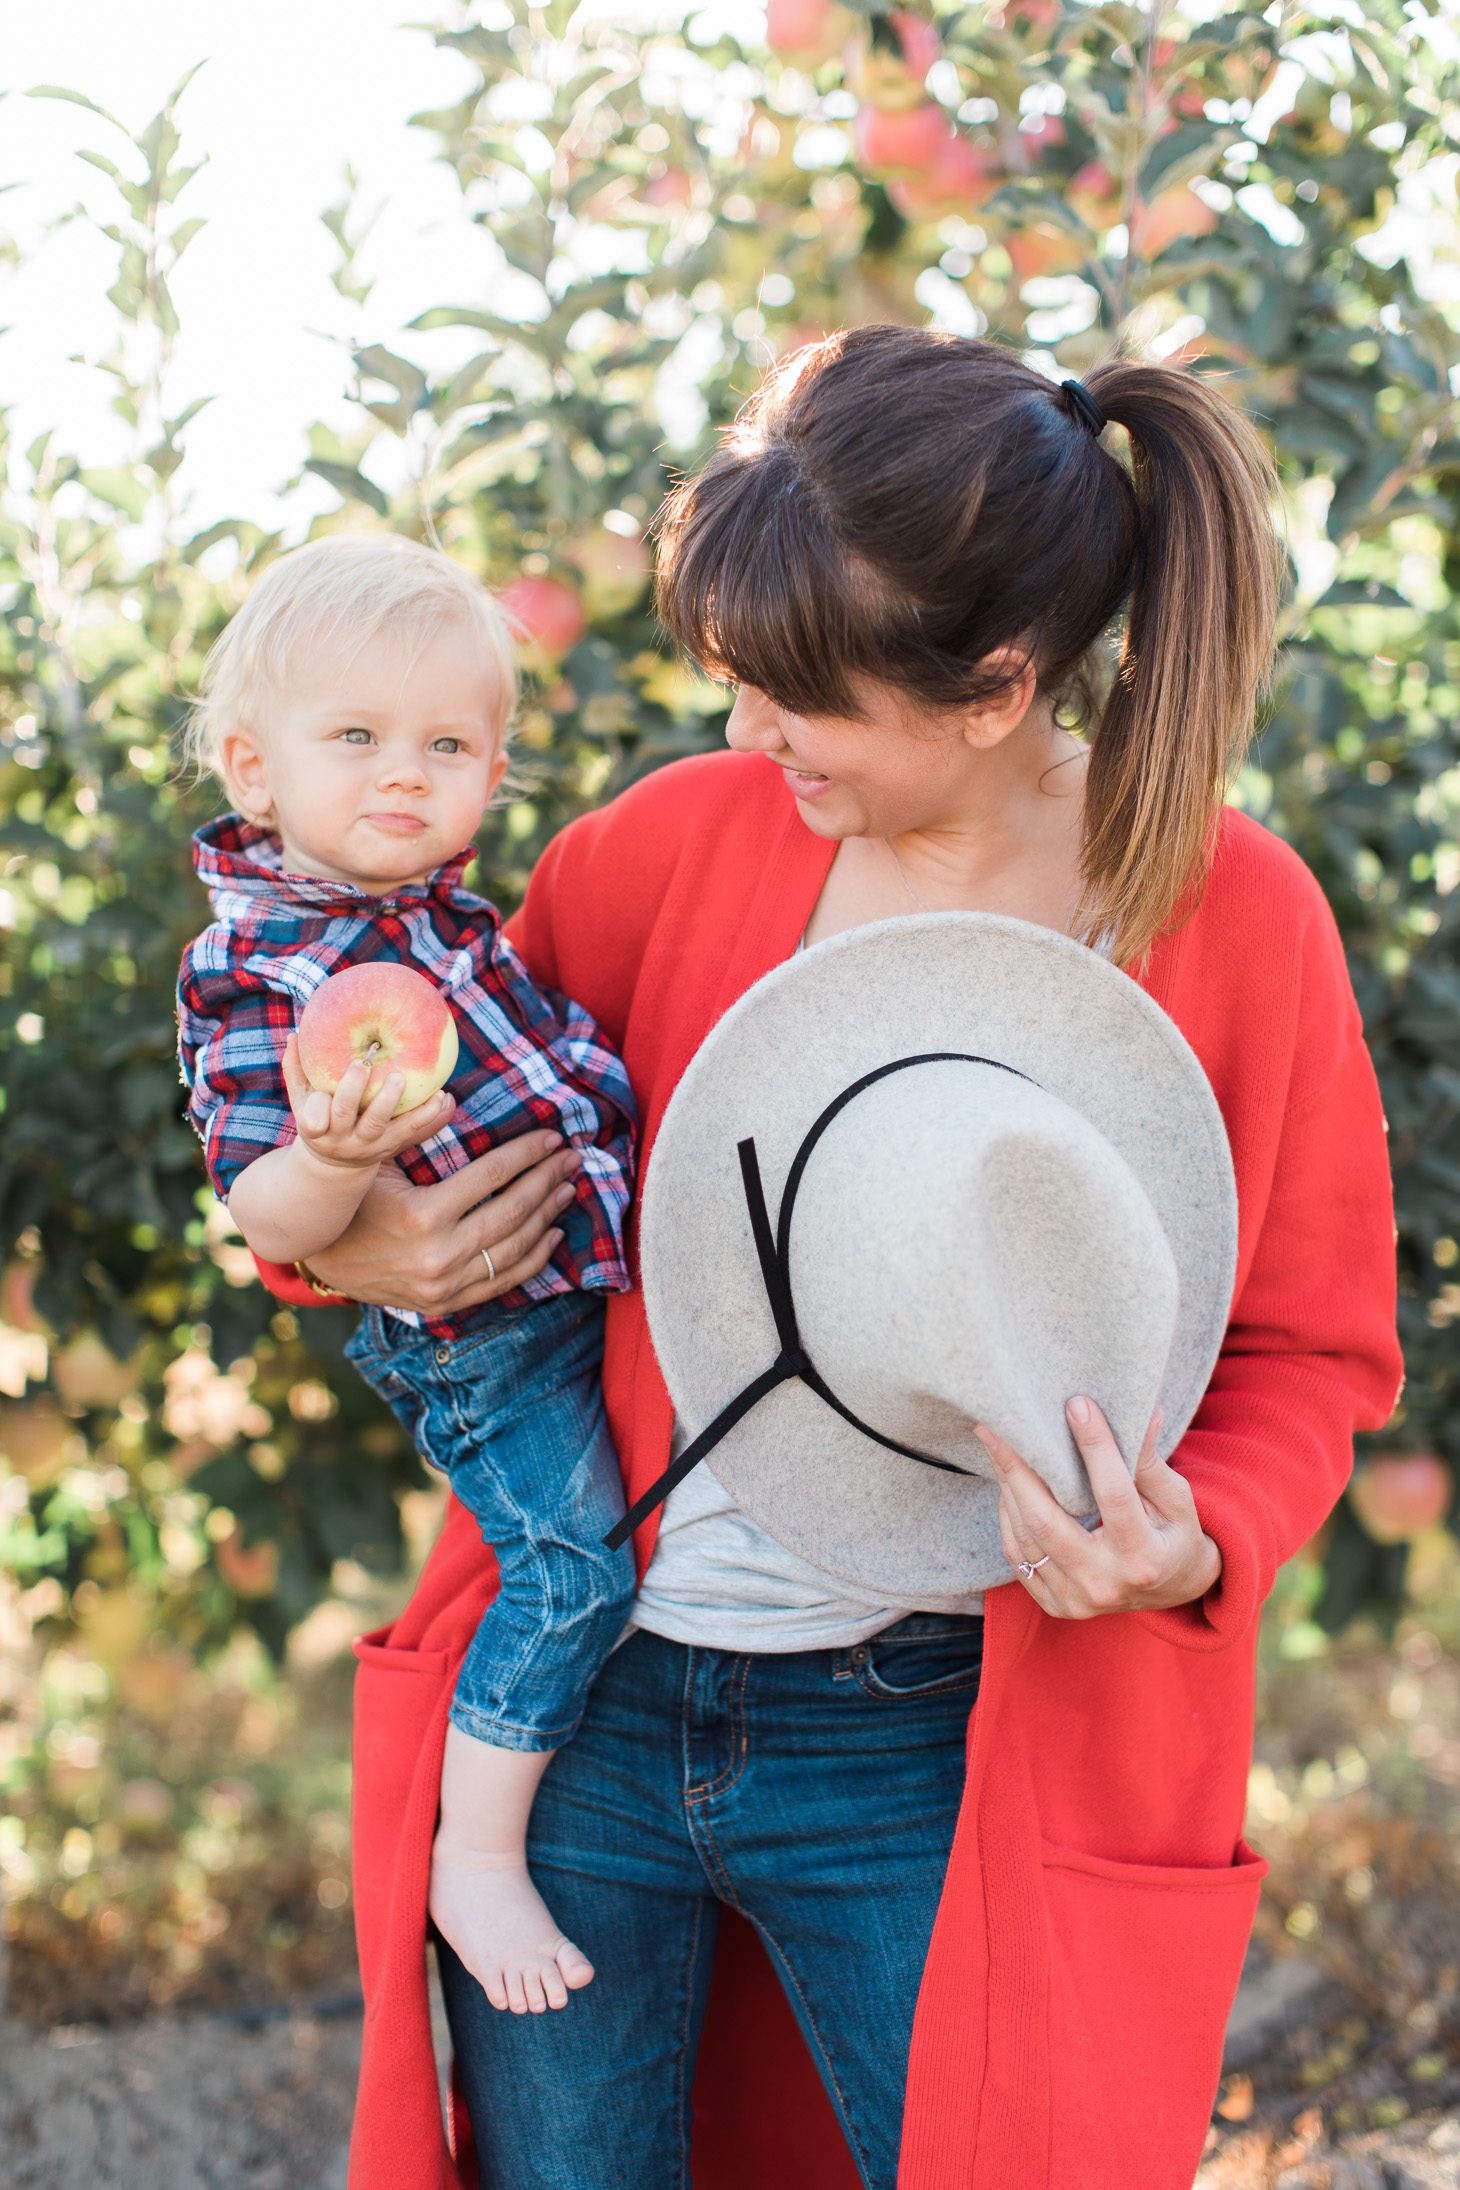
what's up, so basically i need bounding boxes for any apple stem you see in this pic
[362,1041,381,1070]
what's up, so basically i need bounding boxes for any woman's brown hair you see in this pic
[652,326,1285,974]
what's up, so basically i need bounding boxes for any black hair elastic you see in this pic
[1060,377,1108,439]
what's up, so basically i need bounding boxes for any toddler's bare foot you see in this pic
[430,1845,594,2014]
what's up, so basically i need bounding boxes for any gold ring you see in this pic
[480,1245,497,1283]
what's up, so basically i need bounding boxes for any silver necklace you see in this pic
[883,836,936,913]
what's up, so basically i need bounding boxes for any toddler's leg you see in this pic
[430,1723,595,2016]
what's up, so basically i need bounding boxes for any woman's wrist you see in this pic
[294,1257,352,1303]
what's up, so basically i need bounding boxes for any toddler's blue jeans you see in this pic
[345,1290,635,1751]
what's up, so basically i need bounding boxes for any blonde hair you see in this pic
[184,534,520,785]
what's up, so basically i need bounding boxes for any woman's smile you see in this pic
[777,761,834,801]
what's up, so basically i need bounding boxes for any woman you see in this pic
[264,329,1403,2190]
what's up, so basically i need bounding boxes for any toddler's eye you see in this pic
[432,737,462,754]
[342,727,373,744]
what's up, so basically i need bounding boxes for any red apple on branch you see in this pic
[889,133,1001,217]
[1129,184,1220,257]
[498,574,587,663]
[297,963,458,1118]
[1348,1451,1451,1545]
[853,101,955,177]
[765,0,854,66]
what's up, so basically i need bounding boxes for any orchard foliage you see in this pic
[1,0,1458,1695]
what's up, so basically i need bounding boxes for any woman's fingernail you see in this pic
[542,1132,563,1153]
[547,1229,565,1248]
[1067,1396,1092,1424]
[554,1184,575,1209]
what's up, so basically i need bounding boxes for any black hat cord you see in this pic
[604,1050,1039,1550]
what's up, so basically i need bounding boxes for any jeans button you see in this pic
[435,1345,450,1365]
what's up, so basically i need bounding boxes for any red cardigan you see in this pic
[266,750,1403,2190]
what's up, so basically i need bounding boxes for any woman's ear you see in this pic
[219,729,275,821]
[962,642,1042,749]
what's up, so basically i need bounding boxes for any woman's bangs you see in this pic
[655,454,867,718]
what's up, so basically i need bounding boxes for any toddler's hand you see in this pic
[281,1031,455,1172]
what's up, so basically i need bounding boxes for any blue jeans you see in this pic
[345,1292,635,1750]
[435,1612,986,2190]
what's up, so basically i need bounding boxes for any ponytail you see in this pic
[653,326,1284,975]
[1074,359,1285,973]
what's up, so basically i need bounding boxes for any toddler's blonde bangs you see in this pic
[184,534,520,781]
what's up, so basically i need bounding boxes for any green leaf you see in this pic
[302,459,390,516]
[352,344,429,416]
[28,83,127,134]
[78,467,150,521]
[75,147,123,182]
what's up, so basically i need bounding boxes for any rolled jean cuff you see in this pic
[447,1696,581,1754]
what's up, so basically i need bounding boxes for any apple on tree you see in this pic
[497,574,588,666]
[1348,1451,1452,1546]
[297,962,458,1120]
[765,0,856,67]
[852,100,955,178]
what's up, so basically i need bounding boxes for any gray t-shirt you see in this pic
[630,918,1117,1653]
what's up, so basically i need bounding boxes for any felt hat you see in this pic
[611,912,1238,1601]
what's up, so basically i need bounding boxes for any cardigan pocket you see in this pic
[1040,1835,1268,2190]
[351,1632,455,2014]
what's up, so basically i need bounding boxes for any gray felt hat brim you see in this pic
[637,912,1238,1603]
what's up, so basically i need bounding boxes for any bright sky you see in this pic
[3,3,1456,543]
[0,3,491,534]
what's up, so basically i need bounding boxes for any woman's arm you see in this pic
[1131,887,1404,1651]
[298,1131,583,1312]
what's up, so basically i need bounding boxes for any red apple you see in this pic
[853,101,955,177]
[1007,225,1085,281]
[498,575,587,662]
[1349,1452,1451,1545]
[890,132,1001,217]
[991,0,1062,33]
[297,963,458,1118]
[215,1524,281,1599]
[640,165,693,209]
[1130,184,1220,256]
[765,0,853,65]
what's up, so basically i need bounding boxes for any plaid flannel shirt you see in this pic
[176,815,636,1339]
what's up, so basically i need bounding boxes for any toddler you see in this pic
[175,534,638,2016]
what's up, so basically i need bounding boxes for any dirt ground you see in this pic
[2,1955,1456,2190]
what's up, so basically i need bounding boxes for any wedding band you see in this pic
[1017,1554,1052,1579]
[480,1246,497,1283]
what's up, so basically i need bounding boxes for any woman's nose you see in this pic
[724,687,782,754]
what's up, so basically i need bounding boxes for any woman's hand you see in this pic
[974,1398,1223,1618]
[303,1129,585,1316]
